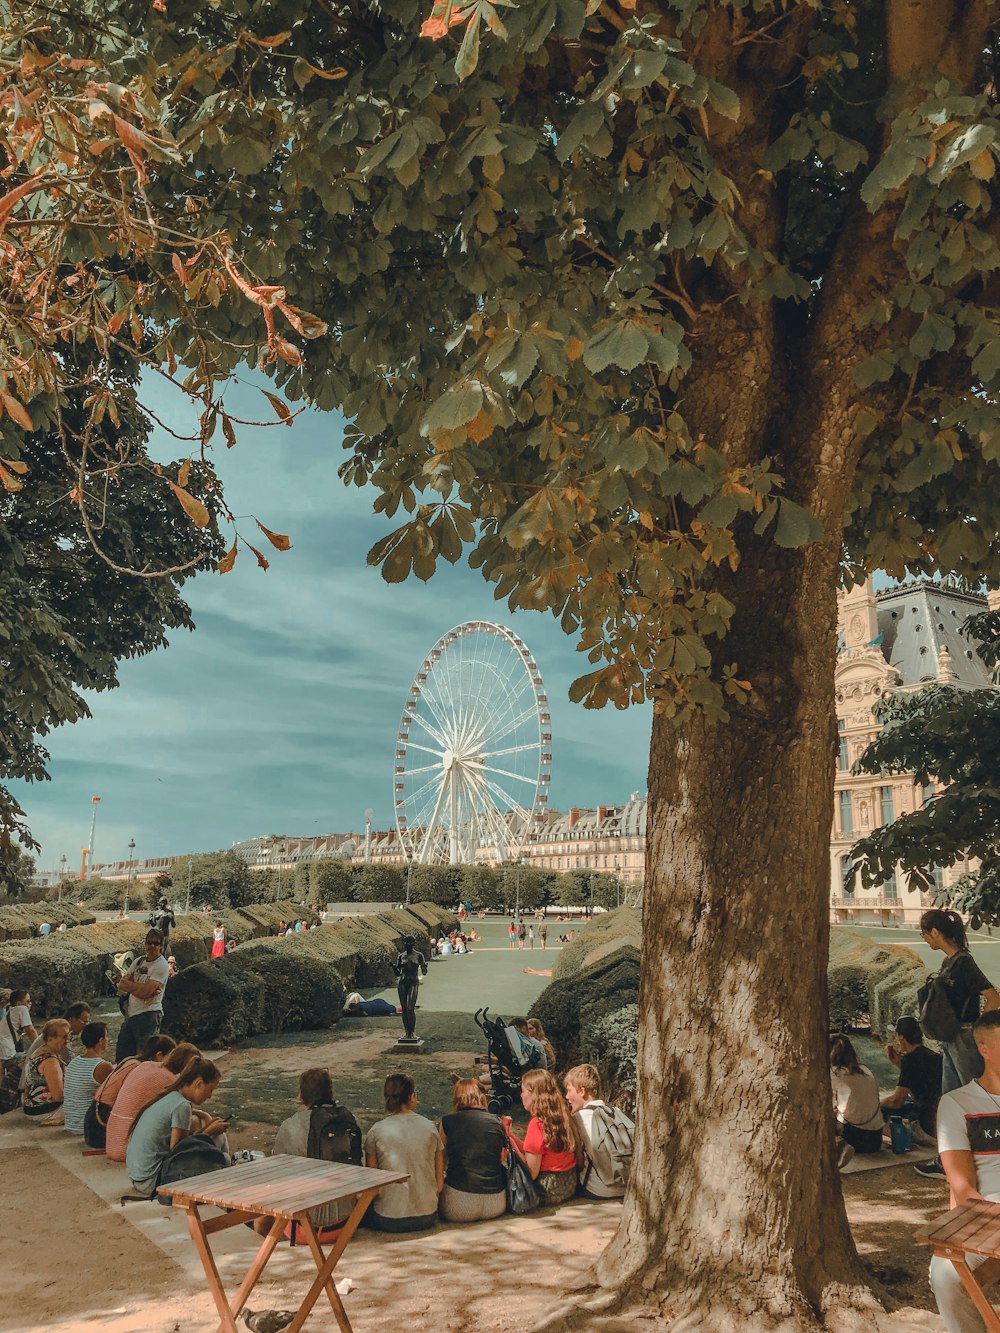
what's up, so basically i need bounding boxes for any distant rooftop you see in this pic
[876,579,993,690]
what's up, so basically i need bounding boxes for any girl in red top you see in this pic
[504,1069,581,1206]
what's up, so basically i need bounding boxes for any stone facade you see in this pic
[830,578,994,926]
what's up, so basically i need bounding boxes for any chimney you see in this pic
[568,808,581,829]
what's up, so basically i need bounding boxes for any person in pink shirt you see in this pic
[106,1042,198,1161]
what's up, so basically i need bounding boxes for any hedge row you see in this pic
[0,899,317,1017]
[827,930,924,1035]
[550,907,641,982]
[161,904,457,1046]
[0,902,95,943]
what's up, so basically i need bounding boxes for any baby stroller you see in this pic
[474,1007,542,1113]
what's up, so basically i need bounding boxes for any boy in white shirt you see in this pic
[933,1009,1000,1332]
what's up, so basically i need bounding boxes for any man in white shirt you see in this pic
[115,930,170,1062]
[564,1063,629,1200]
[933,1009,1000,1332]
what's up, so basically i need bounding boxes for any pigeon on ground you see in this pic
[242,1310,296,1333]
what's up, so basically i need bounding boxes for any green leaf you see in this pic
[420,381,484,435]
[583,323,649,373]
[455,16,482,81]
[622,51,668,90]
[773,499,822,549]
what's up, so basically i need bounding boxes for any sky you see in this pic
[15,376,652,874]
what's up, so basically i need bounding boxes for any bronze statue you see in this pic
[393,935,428,1039]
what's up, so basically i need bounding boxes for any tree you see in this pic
[852,608,1000,923]
[312,858,355,903]
[0,4,326,853]
[186,851,252,910]
[407,863,461,905]
[23,1,1000,1327]
[456,863,503,911]
[0,848,36,902]
[353,864,404,903]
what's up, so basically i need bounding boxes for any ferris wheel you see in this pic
[393,621,552,865]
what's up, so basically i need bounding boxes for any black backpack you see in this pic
[156,1134,229,1204]
[306,1102,362,1167]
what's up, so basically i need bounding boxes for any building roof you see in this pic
[876,580,994,691]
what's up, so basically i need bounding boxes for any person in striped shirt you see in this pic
[63,1022,113,1136]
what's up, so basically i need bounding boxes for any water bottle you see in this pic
[890,1117,913,1154]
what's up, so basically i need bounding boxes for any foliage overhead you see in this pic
[852,608,1000,924]
[37,0,995,724]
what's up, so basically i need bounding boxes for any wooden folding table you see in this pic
[158,1154,407,1333]
[916,1198,1000,1332]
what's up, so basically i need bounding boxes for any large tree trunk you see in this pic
[541,536,884,1333]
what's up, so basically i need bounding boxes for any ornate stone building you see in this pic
[830,578,996,925]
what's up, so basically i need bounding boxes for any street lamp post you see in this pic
[406,856,413,907]
[186,857,193,914]
[125,838,135,916]
[58,854,67,903]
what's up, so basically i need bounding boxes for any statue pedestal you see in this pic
[392,1037,427,1054]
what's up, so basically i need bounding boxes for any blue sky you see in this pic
[16,377,651,873]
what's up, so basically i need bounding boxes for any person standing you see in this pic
[115,930,170,1062]
[528,924,535,950]
[539,922,548,950]
[0,989,37,1065]
[211,921,227,959]
[507,921,517,950]
[915,908,1000,1180]
[518,921,526,950]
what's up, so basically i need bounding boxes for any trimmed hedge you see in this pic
[0,899,317,1017]
[550,907,641,982]
[529,947,641,1072]
[827,930,924,1035]
[160,904,457,1047]
[0,902,95,943]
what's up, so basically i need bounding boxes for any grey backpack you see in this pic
[582,1103,635,1189]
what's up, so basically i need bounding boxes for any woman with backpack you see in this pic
[438,1079,507,1222]
[503,1069,582,1205]
[126,1055,227,1197]
[919,908,1000,1092]
[273,1067,362,1238]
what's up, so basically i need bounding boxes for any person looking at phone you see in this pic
[126,1055,228,1197]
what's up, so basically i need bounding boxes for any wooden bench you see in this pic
[916,1199,1000,1332]
[159,1154,407,1333]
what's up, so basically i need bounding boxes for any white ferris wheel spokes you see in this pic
[393,621,551,865]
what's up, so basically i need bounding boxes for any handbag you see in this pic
[504,1141,540,1215]
[917,972,962,1042]
[0,1059,22,1115]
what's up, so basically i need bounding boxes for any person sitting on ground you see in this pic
[270,1067,363,1238]
[342,992,402,1018]
[22,1019,70,1119]
[126,1055,227,1197]
[503,1069,582,1206]
[85,1033,176,1151]
[364,1073,443,1232]
[508,1017,547,1070]
[830,1034,884,1168]
[19,1000,89,1093]
[1,989,38,1062]
[881,1015,944,1139]
[167,956,178,977]
[115,929,170,1062]
[564,1063,631,1200]
[63,1021,114,1136]
[106,1040,197,1161]
[438,1079,507,1223]
[931,1009,1000,1332]
[526,1019,556,1071]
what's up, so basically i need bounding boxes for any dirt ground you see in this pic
[0,1010,954,1333]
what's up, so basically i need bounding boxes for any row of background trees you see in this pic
[12,850,629,915]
